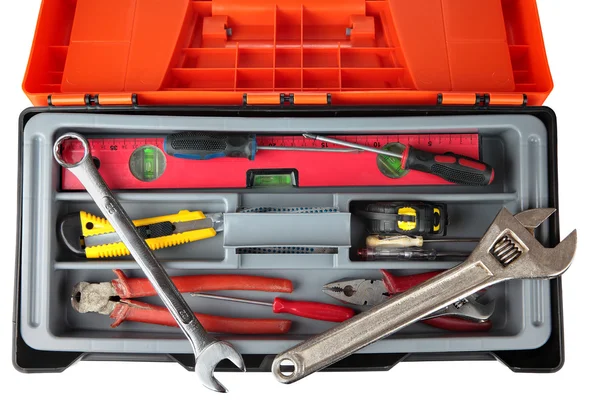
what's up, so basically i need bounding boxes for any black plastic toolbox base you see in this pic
[13,105,562,373]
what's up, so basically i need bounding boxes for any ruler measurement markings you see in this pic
[61,133,481,190]
[67,134,478,152]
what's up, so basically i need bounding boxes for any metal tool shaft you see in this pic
[193,292,273,308]
[257,146,358,152]
[424,238,479,243]
[303,133,402,158]
[54,133,244,392]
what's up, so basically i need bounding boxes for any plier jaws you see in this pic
[72,269,295,334]
[72,281,120,315]
[323,270,496,331]
[322,278,389,306]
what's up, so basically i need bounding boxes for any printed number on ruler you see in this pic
[255,134,478,149]
[61,134,480,190]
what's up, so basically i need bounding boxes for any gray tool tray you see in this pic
[14,107,564,372]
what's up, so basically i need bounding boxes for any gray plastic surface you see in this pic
[223,213,351,248]
[20,113,552,355]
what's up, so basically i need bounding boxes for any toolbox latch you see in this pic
[243,93,331,106]
[438,93,527,107]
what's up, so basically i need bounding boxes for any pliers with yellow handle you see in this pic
[59,210,223,258]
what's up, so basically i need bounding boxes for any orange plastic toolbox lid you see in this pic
[23,0,553,107]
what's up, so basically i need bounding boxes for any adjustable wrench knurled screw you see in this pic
[53,133,245,392]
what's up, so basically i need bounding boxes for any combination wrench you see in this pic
[53,133,244,393]
[272,208,577,384]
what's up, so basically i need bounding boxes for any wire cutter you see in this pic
[59,210,223,258]
[322,270,495,331]
[72,269,294,334]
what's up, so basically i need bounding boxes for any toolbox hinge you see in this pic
[48,93,138,107]
[437,93,527,107]
[243,93,331,106]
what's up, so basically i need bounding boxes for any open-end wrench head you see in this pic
[195,341,246,393]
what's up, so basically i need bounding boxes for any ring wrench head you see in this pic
[53,132,90,168]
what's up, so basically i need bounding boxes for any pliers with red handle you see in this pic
[322,270,495,332]
[72,269,294,334]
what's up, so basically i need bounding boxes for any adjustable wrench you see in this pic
[53,133,244,393]
[272,208,577,384]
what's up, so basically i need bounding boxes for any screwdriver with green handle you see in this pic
[164,132,357,160]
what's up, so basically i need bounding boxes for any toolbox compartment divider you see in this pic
[55,191,520,201]
[223,213,351,248]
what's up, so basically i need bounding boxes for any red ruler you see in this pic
[61,133,480,190]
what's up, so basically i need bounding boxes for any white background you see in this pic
[0,1,597,399]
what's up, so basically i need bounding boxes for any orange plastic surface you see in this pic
[23,0,553,106]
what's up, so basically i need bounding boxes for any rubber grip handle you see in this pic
[272,298,355,322]
[404,147,494,186]
[421,316,492,332]
[381,270,442,293]
[110,300,292,334]
[112,269,294,298]
[164,132,256,160]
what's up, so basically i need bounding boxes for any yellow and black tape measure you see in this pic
[355,202,448,237]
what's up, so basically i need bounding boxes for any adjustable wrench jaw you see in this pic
[467,208,577,282]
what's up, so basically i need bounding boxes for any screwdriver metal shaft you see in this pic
[303,134,402,158]
[192,293,355,322]
[256,146,357,152]
[194,292,273,308]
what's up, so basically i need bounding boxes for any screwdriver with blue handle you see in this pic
[164,132,357,160]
